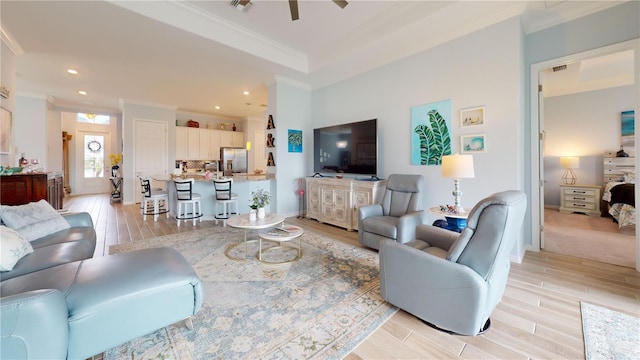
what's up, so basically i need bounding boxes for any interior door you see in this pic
[134,119,168,203]
[538,82,546,249]
[75,130,111,194]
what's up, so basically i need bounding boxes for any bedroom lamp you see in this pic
[560,156,580,185]
[442,153,475,213]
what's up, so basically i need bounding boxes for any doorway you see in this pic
[530,39,640,271]
[74,130,111,195]
[133,119,168,204]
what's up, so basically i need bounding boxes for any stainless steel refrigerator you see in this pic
[220,147,247,176]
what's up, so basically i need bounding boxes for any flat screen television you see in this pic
[313,119,378,176]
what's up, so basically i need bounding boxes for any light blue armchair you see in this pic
[358,174,428,250]
[379,190,527,336]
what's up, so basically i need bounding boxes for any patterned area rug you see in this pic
[581,302,640,360]
[105,226,396,359]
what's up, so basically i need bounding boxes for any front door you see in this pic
[75,130,111,194]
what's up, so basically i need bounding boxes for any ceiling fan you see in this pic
[235,0,348,21]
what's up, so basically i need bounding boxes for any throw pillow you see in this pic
[0,225,34,271]
[0,200,70,241]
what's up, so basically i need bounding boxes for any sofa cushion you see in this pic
[0,226,34,271]
[0,227,96,281]
[0,200,70,241]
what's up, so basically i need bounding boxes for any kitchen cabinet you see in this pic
[176,127,188,160]
[187,128,200,159]
[176,127,243,160]
[220,131,232,148]
[232,132,244,148]
[199,130,210,159]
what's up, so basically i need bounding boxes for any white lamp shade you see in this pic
[560,156,580,169]
[442,154,475,178]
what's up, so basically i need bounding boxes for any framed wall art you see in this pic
[288,129,302,153]
[410,99,452,165]
[621,110,635,148]
[461,134,486,153]
[460,106,485,127]
[0,107,12,154]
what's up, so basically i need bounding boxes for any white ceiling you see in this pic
[0,0,628,119]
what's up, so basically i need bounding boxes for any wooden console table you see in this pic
[0,172,64,209]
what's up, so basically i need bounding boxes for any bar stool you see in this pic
[213,178,238,226]
[174,178,203,227]
[140,177,169,222]
[138,175,163,215]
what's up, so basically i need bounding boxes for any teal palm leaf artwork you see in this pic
[411,102,452,165]
[288,129,303,153]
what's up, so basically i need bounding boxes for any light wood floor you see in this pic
[66,194,640,359]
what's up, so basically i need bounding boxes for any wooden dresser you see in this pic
[0,172,64,209]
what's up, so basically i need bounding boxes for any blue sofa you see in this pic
[1,212,203,359]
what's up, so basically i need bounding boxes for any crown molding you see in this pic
[107,0,308,73]
[118,98,178,112]
[1,26,24,56]
[15,91,48,100]
[272,75,312,91]
[523,1,626,34]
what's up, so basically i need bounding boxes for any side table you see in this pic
[428,206,470,232]
[225,213,286,261]
[257,225,304,264]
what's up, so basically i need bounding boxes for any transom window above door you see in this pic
[77,113,110,125]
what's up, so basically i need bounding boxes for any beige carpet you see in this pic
[581,302,640,360]
[104,226,396,359]
[544,208,636,268]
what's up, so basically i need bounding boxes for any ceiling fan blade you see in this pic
[332,0,348,9]
[289,0,299,21]
[238,0,251,5]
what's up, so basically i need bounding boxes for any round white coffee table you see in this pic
[257,225,304,265]
[225,213,285,261]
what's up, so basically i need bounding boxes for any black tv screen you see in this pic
[313,119,377,176]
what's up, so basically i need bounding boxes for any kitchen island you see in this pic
[159,174,276,221]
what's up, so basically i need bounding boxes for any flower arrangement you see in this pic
[250,188,271,209]
[109,153,122,167]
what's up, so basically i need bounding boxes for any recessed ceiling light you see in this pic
[78,90,87,95]
[214,105,220,110]
[243,91,250,95]
[67,69,78,75]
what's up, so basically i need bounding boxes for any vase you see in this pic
[257,207,266,219]
[249,209,257,222]
[111,165,120,178]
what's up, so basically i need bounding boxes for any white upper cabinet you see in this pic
[176,128,244,160]
[220,131,233,148]
[209,130,221,160]
[199,130,210,159]
[232,132,244,148]
[187,128,200,159]
[176,127,188,160]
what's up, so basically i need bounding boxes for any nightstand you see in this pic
[559,184,601,216]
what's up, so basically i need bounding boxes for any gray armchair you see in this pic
[379,190,527,336]
[358,174,428,250]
